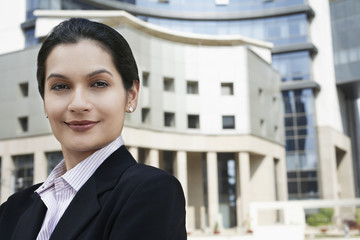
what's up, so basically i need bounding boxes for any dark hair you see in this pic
[37,18,139,98]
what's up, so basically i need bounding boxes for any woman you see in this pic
[0,18,186,240]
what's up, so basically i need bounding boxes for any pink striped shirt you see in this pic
[35,136,124,240]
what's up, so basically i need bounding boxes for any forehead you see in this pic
[46,40,116,73]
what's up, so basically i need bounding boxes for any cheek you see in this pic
[44,98,65,118]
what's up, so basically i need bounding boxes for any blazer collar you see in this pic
[10,146,135,240]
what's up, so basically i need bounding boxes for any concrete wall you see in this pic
[308,0,343,132]
[0,0,26,54]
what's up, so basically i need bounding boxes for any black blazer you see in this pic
[0,146,187,240]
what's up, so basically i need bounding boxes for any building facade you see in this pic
[0,0,357,234]
[330,0,360,197]
[13,0,355,201]
[0,11,288,233]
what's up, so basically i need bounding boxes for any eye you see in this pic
[92,81,109,88]
[51,83,70,90]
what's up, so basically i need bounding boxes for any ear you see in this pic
[126,80,140,113]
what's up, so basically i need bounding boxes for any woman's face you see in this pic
[44,39,138,158]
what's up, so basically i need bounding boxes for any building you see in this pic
[330,0,360,197]
[0,10,288,233]
[0,0,356,235]
[13,0,354,201]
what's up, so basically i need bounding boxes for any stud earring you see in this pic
[128,106,134,113]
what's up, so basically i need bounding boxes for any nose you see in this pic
[67,87,92,113]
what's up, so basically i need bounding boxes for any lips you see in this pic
[65,120,99,132]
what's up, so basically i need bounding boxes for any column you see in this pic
[175,151,189,231]
[206,151,219,232]
[34,151,47,184]
[175,151,188,201]
[128,146,139,162]
[147,149,160,168]
[1,154,13,203]
[236,152,250,229]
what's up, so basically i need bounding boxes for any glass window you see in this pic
[46,151,63,174]
[19,82,29,97]
[142,72,149,87]
[142,108,150,123]
[163,77,174,91]
[188,115,200,129]
[272,51,311,82]
[187,81,199,94]
[287,171,297,179]
[25,28,39,48]
[300,170,317,179]
[300,180,318,195]
[284,116,294,128]
[222,116,235,129]
[26,0,40,19]
[221,82,234,95]
[13,154,34,192]
[164,112,175,127]
[287,182,298,194]
[283,89,318,199]
[285,139,296,152]
[18,117,29,132]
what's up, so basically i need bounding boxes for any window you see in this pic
[19,82,29,97]
[142,72,149,87]
[164,112,175,127]
[141,108,150,123]
[187,81,199,94]
[164,77,175,92]
[13,154,34,192]
[25,28,39,47]
[46,151,63,174]
[188,115,200,129]
[222,116,235,129]
[18,117,29,132]
[221,83,234,95]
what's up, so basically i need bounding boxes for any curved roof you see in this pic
[34,10,273,49]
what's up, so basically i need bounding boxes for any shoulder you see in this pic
[0,183,42,223]
[114,163,185,205]
[123,163,182,190]
[1,183,42,208]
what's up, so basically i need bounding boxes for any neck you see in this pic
[61,147,97,171]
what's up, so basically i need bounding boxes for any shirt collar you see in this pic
[36,135,124,194]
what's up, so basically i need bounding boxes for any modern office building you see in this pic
[0,10,288,233]
[14,0,355,201]
[0,0,356,234]
[330,0,360,197]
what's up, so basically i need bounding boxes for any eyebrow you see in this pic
[46,73,68,81]
[46,69,113,81]
[87,69,113,78]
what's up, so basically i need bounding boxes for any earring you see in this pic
[128,106,134,113]
[45,114,48,118]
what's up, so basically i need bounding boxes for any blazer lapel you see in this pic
[11,193,47,240]
[49,177,100,240]
[49,146,136,240]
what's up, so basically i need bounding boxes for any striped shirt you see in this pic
[35,136,124,240]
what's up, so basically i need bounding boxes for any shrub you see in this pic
[306,208,334,226]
